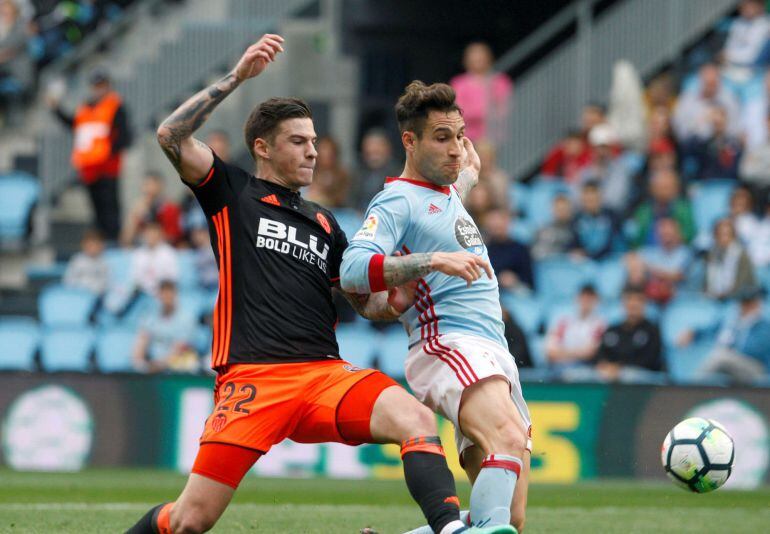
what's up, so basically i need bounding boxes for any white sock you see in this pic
[439,519,467,534]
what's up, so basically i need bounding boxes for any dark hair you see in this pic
[158,279,177,292]
[579,283,598,296]
[622,284,646,297]
[81,228,104,242]
[582,180,601,191]
[395,80,461,136]
[243,97,313,160]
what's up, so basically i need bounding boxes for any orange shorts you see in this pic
[199,359,400,454]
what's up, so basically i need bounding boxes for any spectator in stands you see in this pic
[62,228,109,294]
[696,286,770,384]
[646,105,678,157]
[47,69,133,240]
[580,102,608,137]
[120,171,182,246]
[644,72,677,116]
[0,0,33,124]
[352,128,401,211]
[729,185,760,245]
[476,139,510,204]
[133,279,198,374]
[672,63,740,142]
[304,136,351,208]
[531,194,578,260]
[594,285,664,381]
[704,218,756,300]
[130,221,178,297]
[545,284,606,375]
[573,180,620,260]
[630,168,695,247]
[205,129,231,161]
[722,0,770,84]
[540,128,592,183]
[579,124,633,213]
[465,180,497,226]
[482,208,534,293]
[741,70,770,150]
[626,218,691,304]
[682,105,743,181]
[450,41,513,144]
[190,226,218,291]
[740,110,770,189]
[747,192,770,267]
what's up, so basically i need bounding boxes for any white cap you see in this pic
[588,124,617,146]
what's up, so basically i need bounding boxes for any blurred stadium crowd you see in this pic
[2,0,770,387]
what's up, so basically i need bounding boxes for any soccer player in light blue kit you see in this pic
[341,81,531,534]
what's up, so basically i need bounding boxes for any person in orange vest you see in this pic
[47,69,133,240]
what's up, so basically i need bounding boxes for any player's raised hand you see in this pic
[233,34,285,81]
[460,137,481,174]
[431,251,493,287]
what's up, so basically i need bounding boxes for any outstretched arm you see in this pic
[452,137,481,202]
[156,34,284,185]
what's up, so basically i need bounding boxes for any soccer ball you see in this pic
[661,417,735,493]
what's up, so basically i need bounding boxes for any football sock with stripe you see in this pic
[124,502,173,534]
[401,436,462,534]
[470,454,521,527]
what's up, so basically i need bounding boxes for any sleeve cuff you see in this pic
[368,254,387,292]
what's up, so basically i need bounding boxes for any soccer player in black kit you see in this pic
[125,34,505,534]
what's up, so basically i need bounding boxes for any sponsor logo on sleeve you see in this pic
[353,214,379,241]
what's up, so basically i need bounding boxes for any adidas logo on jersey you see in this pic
[428,203,442,214]
[261,194,280,206]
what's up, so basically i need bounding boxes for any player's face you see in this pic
[410,110,465,186]
[266,118,318,188]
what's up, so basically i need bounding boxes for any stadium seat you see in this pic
[543,300,575,332]
[335,324,377,368]
[509,218,534,245]
[41,326,95,371]
[660,296,723,369]
[534,258,596,304]
[690,179,735,238]
[377,327,409,378]
[176,250,199,289]
[525,180,570,228]
[96,326,137,372]
[0,316,39,371]
[102,248,132,289]
[500,292,541,335]
[666,340,714,384]
[528,335,547,368]
[508,182,530,215]
[38,285,98,326]
[177,289,206,321]
[195,324,212,356]
[0,172,40,242]
[330,208,363,239]
[595,258,626,300]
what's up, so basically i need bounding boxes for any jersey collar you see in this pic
[385,177,451,195]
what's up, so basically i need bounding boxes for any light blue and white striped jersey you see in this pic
[340,177,506,348]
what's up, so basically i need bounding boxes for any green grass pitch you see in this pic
[0,469,768,533]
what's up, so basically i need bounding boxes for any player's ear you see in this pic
[402,130,416,154]
[254,137,271,160]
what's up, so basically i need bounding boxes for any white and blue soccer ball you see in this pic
[661,417,735,493]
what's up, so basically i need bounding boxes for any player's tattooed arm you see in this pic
[340,290,402,321]
[156,34,284,185]
[382,254,433,288]
[383,251,493,288]
[455,136,481,203]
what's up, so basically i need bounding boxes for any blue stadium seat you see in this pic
[534,258,596,303]
[508,182,530,215]
[525,181,570,228]
[38,285,98,326]
[41,326,95,371]
[195,324,212,356]
[0,317,39,371]
[509,218,534,245]
[666,341,714,384]
[0,172,40,241]
[690,179,735,238]
[596,258,626,300]
[543,300,574,332]
[102,248,132,289]
[528,335,547,368]
[330,208,363,239]
[500,292,541,335]
[96,326,136,372]
[377,327,409,379]
[177,249,199,289]
[660,295,723,348]
[177,289,206,321]
[336,324,377,368]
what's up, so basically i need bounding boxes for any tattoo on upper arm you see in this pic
[454,167,479,202]
[383,253,433,288]
[157,73,241,175]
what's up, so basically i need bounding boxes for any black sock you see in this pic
[124,503,166,534]
[401,436,461,533]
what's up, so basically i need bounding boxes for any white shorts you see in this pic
[405,332,532,460]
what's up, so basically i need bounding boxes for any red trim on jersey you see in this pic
[368,254,387,292]
[196,166,216,188]
[385,177,450,195]
[212,208,232,368]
